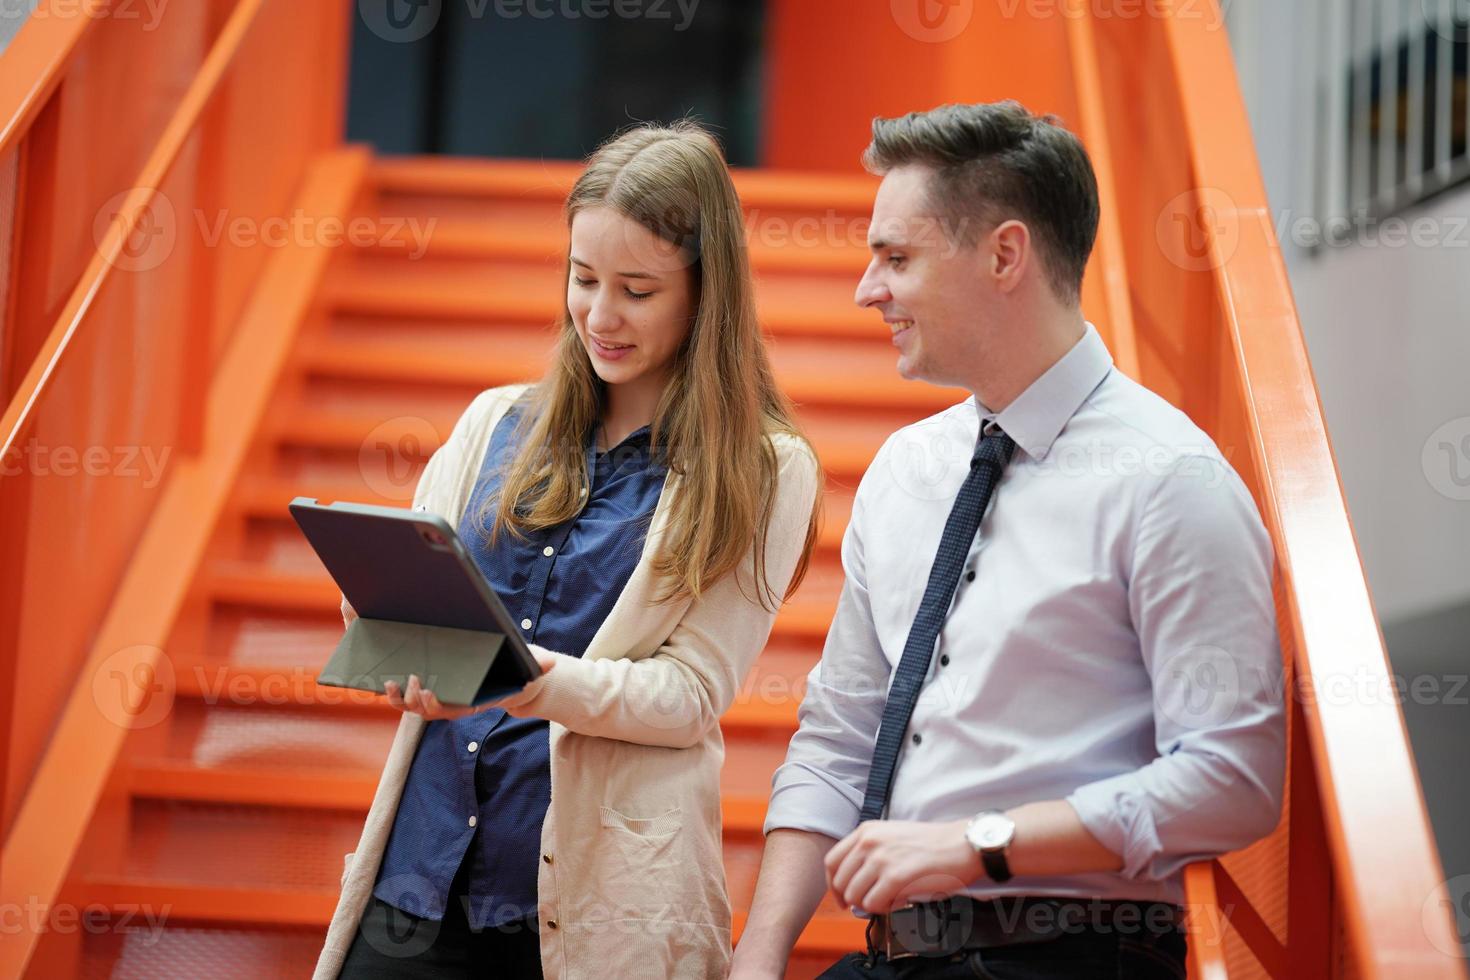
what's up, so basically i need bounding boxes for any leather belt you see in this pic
[867,896,1185,961]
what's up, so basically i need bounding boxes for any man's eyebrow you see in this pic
[867,237,907,252]
[569,255,662,280]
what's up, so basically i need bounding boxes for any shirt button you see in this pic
[939,654,950,667]
[542,546,555,557]
[965,570,976,582]
[467,815,477,828]
[467,741,479,753]
[911,733,922,745]
[521,618,532,630]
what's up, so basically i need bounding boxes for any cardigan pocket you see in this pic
[593,805,686,919]
[597,805,682,841]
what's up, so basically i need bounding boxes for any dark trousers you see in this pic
[340,857,543,979]
[818,909,1187,980]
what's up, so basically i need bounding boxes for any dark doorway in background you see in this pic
[344,0,767,165]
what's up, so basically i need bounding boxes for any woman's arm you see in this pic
[496,439,821,748]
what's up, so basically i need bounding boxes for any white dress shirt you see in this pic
[765,322,1286,906]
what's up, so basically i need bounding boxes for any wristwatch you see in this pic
[964,810,1016,883]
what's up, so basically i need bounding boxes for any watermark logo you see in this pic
[891,0,974,42]
[1421,0,1470,42]
[1155,645,1241,730]
[367,873,444,956]
[94,188,177,273]
[1422,417,1470,501]
[359,416,441,502]
[1156,187,1240,273]
[359,0,444,42]
[885,418,973,502]
[92,645,175,730]
[1422,874,1470,958]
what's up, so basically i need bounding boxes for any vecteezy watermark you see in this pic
[1156,185,1470,271]
[359,416,442,502]
[0,898,172,942]
[891,0,975,43]
[0,439,172,488]
[993,0,1230,31]
[90,644,454,729]
[357,0,700,43]
[92,645,176,730]
[93,188,437,273]
[1279,209,1470,252]
[1420,0,1470,43]
[1423,874,1470,958]
[1422,417,1470,501]
[93,189,178,274]
[1156,187,1242,273]
[194,210,437,260]
[1155,645,1244,730]
[882,417,1236,502]
[11,0,169,31]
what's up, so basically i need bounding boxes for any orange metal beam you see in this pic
[1184,862,1232,980]
[1062,0,1141,380]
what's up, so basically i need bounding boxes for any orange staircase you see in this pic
[1,2,1465,979]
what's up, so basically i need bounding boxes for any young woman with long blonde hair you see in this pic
[314,120,822,980]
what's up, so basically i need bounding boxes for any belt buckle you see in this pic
[883,908,921,961]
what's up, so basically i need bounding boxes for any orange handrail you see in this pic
[0,0,99,159]
[0,0,266,461]
[1159,7,1463,974]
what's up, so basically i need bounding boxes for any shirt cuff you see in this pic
[1065,775,1163,881]
[763,764,864,840]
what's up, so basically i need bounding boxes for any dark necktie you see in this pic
[858,422,1017,822]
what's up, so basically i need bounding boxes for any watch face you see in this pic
[972,813,1015,850]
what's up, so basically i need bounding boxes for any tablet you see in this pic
[289,497,542,702]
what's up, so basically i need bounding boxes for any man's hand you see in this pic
[824,819,981,915]
[383,647,558,720]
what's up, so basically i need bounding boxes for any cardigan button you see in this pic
[546,919,558,929]
[542,854,553,864]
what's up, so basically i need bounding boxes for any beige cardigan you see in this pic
[313,384,820,979]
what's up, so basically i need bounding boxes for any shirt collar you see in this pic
[584,422,663,476]
[970,322,1114,462]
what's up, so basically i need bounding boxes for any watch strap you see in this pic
[981,846,1013,883]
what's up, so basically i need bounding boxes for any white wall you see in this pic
[1227,0,1470,625]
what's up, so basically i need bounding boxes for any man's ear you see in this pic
[989,220,1031,293]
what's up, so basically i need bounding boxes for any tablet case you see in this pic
[289,497,536,707]
[319,618,515,706]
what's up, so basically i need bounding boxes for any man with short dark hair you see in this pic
[728,101,1285,979]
